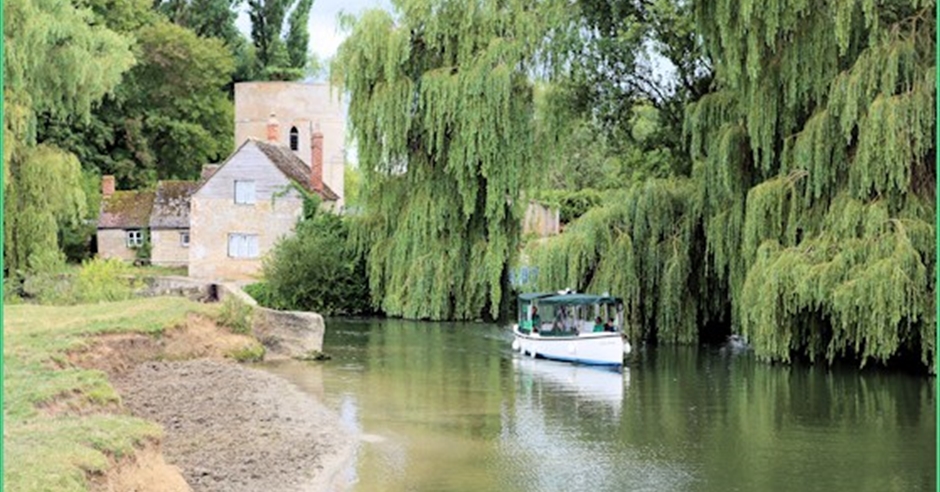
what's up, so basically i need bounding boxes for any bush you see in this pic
[217,296,253,335]
[20,257,139,305]
[258,212,373,315]
[74,257,139,302]
[227,343,265,362]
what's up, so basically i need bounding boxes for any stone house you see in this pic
[97,176,156,263]
[234,81,346,208]
[97,133,336,278]
[149,181,199,267]
[187,136,338,280]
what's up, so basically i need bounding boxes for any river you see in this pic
[262,318,935,492]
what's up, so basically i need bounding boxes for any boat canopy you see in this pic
[517,292,554,302]
[538,293,622,305]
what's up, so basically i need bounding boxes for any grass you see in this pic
[4,297,218,491]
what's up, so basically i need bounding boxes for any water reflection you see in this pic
[261,318,935,492]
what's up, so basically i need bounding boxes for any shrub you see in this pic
[217,296,253,335]
[74,257,139,303]
[19,257,139,305]
[227,343,265,362]
[258,212,373,315]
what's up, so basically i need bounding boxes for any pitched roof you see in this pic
[199,164,220,183]
[149,181,198,229]
[253,139,340,201]
[98,190,156,229]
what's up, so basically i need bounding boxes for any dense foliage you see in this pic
[524,0,935,371]
[249,212,372,316]
[4,0,134,276]
[247,0,312,80]
[38,18,236,189]
[332,0,567,320]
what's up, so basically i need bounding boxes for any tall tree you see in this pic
[156,0,243,47]
[285,0,313,70]
[333,0,567,320]
[40,20,236,189]
[247,0,311,79]
[527,0,936,372]
[689,0,935,369]
[557,0,712,161]
[4,0,134,275]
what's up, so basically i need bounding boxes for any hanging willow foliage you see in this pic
[332,0,566,320]
[693,0,936,370]
[4,0,134,275]
[523,179,709,345]
[526,0,934,371]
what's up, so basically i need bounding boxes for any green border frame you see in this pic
[1,0,6,485]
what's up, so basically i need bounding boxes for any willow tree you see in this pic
[332,0,566,320]
[4,0,134,275]
[686,0,935,369]
[523,179,707,345]
[524,0,934,371]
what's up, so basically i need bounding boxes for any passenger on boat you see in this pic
[531,306,541,333]
[604,318,616,332]
[593,316,604,332]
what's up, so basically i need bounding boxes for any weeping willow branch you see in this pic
[333,0,567,320]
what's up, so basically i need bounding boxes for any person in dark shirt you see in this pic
[531,306,541,333]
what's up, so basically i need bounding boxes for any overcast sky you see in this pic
[235,0,393,65]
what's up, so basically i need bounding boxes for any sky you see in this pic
[235,0,393,64]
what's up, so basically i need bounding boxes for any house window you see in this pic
[289,126,299,151]
[180,231,190,247]
[126,229,144,248]
[234,180,256,204]
[228,234,259,258]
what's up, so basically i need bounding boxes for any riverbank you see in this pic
[112,360,353,492]
[4,297,354,492]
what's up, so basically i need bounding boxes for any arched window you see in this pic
[289,126,299,151]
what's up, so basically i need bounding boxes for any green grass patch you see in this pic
[3,297,217,491]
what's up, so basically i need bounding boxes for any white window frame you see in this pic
[180,231,190,247]
[234,180,256,205]
[126,229,143,248]
[227,233,260,259]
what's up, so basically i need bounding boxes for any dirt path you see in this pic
[112,359,354,492]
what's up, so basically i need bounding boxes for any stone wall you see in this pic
[217,283,324,359]
[250,308,325,359]
[98,229,137,262]
[151,229,189,267]
[135,276,214,301]
[523,202,560,237]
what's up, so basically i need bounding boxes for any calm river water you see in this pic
[262,318,935,492]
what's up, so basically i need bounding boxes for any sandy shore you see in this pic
[112,359,356,492]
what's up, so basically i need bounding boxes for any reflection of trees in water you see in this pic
[320,319,934,492]
[623,345,935,491]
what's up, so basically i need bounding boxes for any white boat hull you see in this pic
[512,326,629,366]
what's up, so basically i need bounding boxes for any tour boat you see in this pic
[511,291,632,367]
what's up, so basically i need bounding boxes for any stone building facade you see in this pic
[234,82,346,208]
[188,139,338,280]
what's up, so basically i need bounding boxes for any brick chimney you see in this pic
[310,124,324,193]
[102,175,115,197]
[266,113,279,143]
